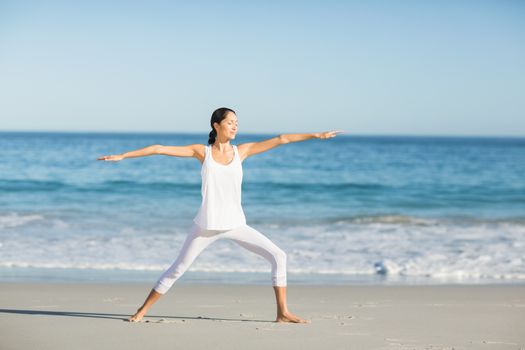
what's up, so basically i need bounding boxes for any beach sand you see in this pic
[1,282,524,349]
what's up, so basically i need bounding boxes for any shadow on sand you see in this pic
[0,308,274,323]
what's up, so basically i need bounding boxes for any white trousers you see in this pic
[153,223,287,294]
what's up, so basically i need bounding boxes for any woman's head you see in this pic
[208,107,238,145]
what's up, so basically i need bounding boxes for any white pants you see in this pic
[153,223,287,294]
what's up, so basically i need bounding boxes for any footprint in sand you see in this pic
[353,302,378,308]
[318,314,353,320]
[144,318,188,324]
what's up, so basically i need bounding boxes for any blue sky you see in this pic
[1,0,524,136]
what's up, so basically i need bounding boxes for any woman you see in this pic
[98,107,342,323]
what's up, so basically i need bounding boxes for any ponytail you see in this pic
[208,129,217,145]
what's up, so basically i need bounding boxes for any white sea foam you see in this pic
[1,214,525,283]
[348,214,439,226]
[0,212,45,229]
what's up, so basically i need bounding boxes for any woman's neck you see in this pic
[213,139,232,152]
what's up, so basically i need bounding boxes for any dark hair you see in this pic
[208,107,236,145]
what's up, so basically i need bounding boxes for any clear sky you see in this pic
[1,0,524,136]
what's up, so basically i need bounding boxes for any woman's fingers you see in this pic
[97,155,122,161]
[319,130,345,139]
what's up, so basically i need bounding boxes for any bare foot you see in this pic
[275,311,311,324]
[128,307,147,322]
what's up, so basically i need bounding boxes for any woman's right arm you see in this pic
[97,144,204,162]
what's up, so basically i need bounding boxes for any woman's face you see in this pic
[215,112,238,139]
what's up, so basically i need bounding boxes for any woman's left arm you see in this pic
[238,130,344,161]
[280,130,344,143]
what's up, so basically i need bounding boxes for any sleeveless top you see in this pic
[192,144,247,230]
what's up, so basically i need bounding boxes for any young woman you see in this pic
[97,107,342,323]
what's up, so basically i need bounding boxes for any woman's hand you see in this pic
[97,154,124,162]
[316,130,345,139]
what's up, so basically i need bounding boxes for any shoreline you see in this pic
[1,282,524,349]
[2,266,524,287]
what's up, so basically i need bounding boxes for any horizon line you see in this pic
[0,129,524,139]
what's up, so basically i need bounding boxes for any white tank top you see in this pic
[193,144,247,230]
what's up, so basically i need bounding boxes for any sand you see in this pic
[1,282,524,349]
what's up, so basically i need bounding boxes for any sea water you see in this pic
[1,132,524,285]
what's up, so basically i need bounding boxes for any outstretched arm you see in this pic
[238,130,343,161]
[97,144,203,162]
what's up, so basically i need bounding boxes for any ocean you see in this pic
[1,132,524,285]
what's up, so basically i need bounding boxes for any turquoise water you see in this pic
[1,132,524,284]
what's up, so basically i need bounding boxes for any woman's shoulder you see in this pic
[191,144,207,164]
[235,143,251,162]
